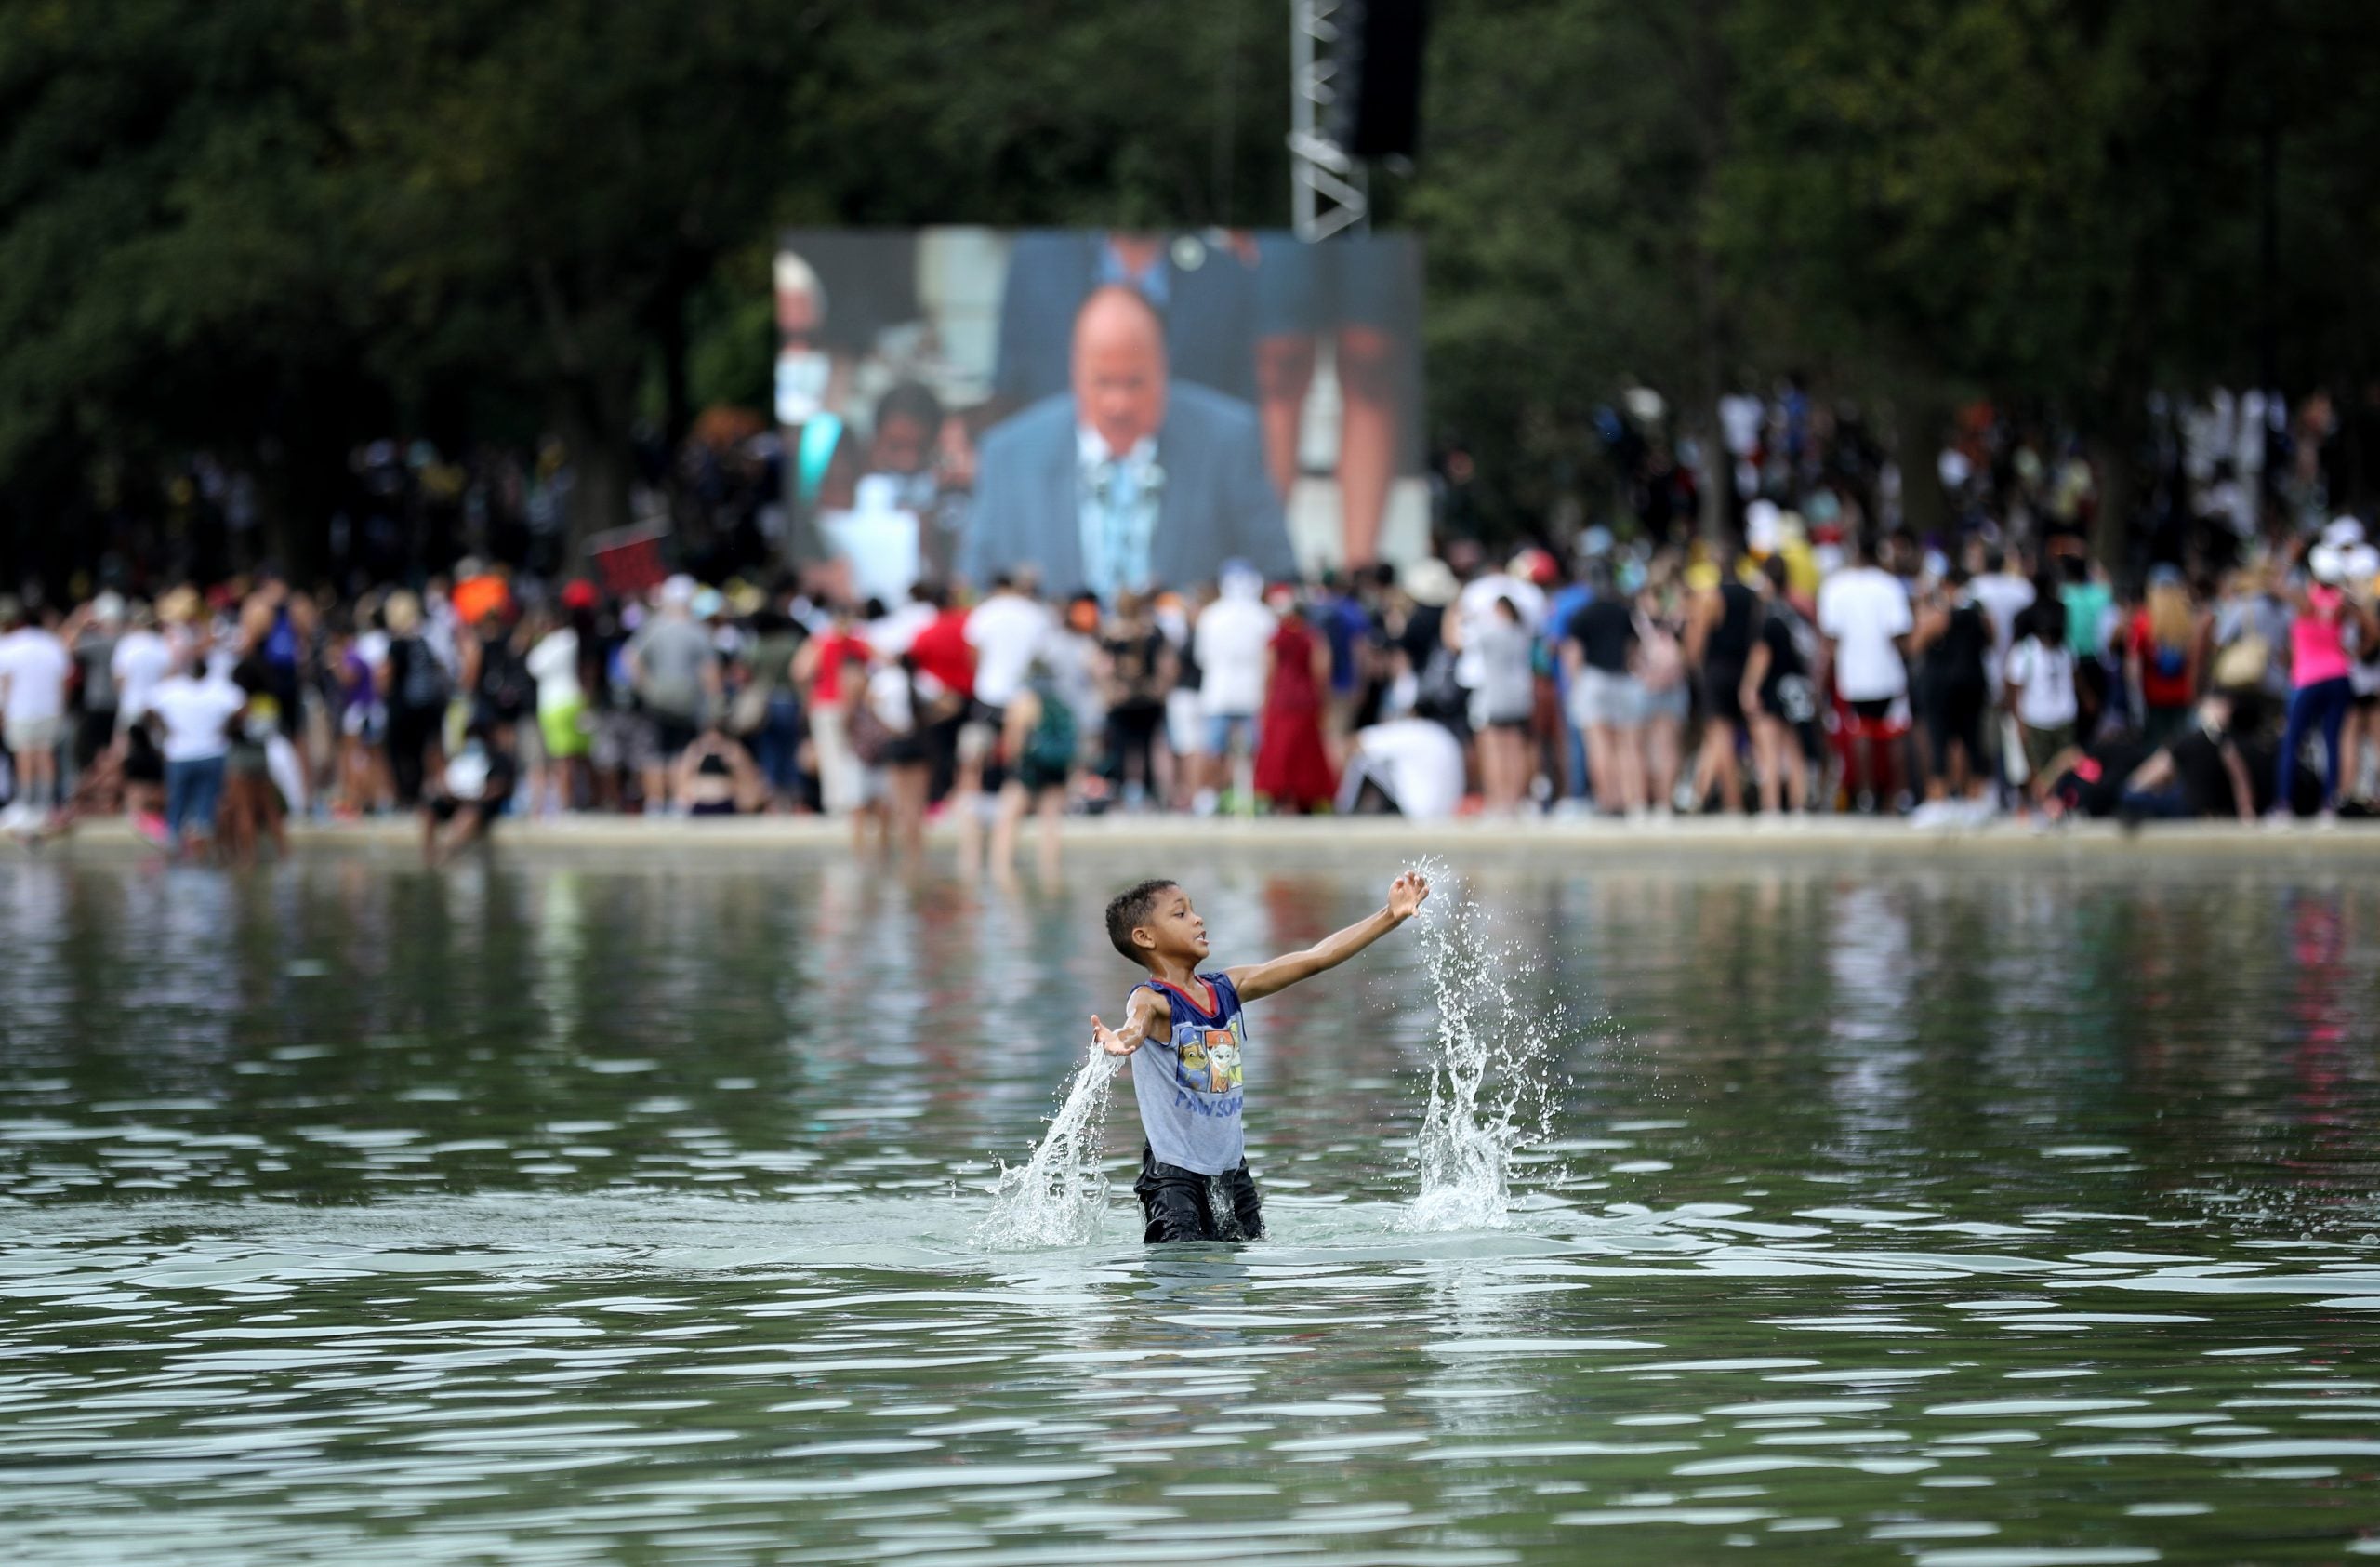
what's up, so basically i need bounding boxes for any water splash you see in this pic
[972,1045,1117,1249]
[1402,861,1558,1231]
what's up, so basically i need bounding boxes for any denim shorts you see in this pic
[165,755,227,844]
[1204,712,1259,760]
[1568,668,1643,730]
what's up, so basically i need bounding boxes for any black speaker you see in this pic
[1329,0,1427,160]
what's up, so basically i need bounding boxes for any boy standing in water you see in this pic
[1094,870,1431,1242]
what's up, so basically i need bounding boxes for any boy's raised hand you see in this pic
[1091,1013,1138,1057]
[1388,870,1432,922]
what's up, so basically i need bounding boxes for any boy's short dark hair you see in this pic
[1104,878,1178,965]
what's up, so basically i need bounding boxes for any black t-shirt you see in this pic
[1930,601,1991,689]
[1708,582,1758,666]
[480,749,518,810]
[2168,725,2236,817]
[1103,627,1168,712]
[1567,599,1637,674]
[1759,605,1807,679]
[1398,604,1445,672]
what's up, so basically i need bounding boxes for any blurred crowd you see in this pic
[12,370,2380,860]
[6,497,2379,870]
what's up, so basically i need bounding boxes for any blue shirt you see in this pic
[1545,584,1594,691]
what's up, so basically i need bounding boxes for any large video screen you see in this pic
[774,228,1424,603]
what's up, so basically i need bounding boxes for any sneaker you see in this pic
[134,811,170,846]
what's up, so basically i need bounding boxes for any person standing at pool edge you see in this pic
[1092,870,1432,1242]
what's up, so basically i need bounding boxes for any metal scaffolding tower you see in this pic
[1289,0,1368,242]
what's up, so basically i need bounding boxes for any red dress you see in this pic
[1253,619,1338,810]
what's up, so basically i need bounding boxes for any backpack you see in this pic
[1021,679,1078,773]
[2212,631,2269,692]
[849,675,895,766]
[479,638,534,715]
[1414,644,1467,724]
[396,637,449,711]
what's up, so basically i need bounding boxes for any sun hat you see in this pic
[1400,557,1459,607]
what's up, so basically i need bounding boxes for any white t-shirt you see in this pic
[1817,566,1913,701]
[0,629,72,724]
[1453,573,1547,689]
[1194,597,1278,717]
[111,629,176,723]
[867,601,935,658]
[149,673,246,763]
[965,595,1053,709]
[2004,636,2078,729]
[1969,572,2037,689]
[866,664,946,735]
[525,628,582,710]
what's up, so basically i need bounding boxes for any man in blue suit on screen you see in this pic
[961,286,1296,599]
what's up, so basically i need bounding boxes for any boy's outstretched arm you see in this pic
[1092,984,1169,1058]
[1225,870,1430,1003]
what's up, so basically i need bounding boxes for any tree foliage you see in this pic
[6,0,2380,580]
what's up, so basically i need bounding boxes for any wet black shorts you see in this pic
[1135,1143,1264,1243]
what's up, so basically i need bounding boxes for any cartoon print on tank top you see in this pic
[1177,1016,1245,1094]
[1145,976,1247,1097]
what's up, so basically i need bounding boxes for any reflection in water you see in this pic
[2,854,2378,1564]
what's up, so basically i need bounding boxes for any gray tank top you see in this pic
[1128,974,1249,1175]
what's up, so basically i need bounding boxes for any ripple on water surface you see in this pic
[2,855,2378,1563]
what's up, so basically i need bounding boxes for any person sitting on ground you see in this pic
[421,720,517,867]
[672,722,766,817]
[2116,693,2261,822]
[1091,870,1431,1244]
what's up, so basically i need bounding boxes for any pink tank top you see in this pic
[2291,586,2352,688]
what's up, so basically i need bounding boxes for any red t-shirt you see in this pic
[907,610,976,700]
[809,632,871,705]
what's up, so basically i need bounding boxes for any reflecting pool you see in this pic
[3,851,2377,1564]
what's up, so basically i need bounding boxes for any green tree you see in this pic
[328,0,802,558]
[1406,0,1738,538]
[1717,0,2380,552]
[0,1,371,577]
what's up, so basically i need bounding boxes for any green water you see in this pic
[3,852,2377,1565]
